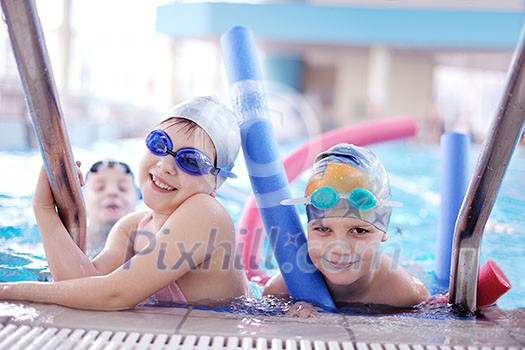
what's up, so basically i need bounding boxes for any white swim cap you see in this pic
[164,96,241,188]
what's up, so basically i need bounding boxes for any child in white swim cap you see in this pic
[264,143,428,308]
[4,96,250,310]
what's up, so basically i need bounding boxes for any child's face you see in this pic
[84,167,137,227]
[138,121,217,214]
[307,216,387,286]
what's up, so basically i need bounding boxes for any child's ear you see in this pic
[381,233,388,242]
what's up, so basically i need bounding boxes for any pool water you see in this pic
[0,138,524,312]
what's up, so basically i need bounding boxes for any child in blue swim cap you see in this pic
[264,143,428,308]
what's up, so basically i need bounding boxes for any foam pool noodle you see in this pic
[435,132,470,286]
[220,25,336,310]
[436,133,511,308]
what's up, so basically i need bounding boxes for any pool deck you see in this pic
[0,301,524,348]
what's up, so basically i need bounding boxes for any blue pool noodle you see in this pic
[221,26,336,310]
[435,132,470,285]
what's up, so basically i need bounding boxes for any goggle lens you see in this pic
[176,150,211,175]
[348,188,377,210]
[309,187,377,211]
[146,130,172,156]
[310,187,339,209]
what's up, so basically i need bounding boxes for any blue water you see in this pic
[0,138,524,312]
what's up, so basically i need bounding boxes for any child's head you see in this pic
[153,96,240,189]
[286,143,399,285]
[84,160,138,228]
[304,143,394,233]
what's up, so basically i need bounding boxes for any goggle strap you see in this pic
[280,197,309,206]
[382,200,404,208]
[214,168,238,179]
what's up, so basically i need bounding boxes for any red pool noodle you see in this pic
[238,116,418,282]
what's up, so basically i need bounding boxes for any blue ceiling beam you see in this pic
[156,2,525,50]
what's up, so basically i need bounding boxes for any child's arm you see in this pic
[263,272,289,297]
[387,270,429,307]
[264,274,320,317]
[33,165,98,280]
[32,165,133,280]
[406,272,429,305]
[2,194,230,310]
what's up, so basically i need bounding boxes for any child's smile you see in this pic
[150,174,176,192]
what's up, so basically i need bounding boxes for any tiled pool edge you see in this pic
[0,301,524,347]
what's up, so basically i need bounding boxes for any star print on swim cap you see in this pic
[303,143,399,232]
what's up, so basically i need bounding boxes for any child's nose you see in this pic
[327,241,352,257]
[105,186,119,196]
[158,156,178,175]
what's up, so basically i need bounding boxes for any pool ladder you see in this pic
[448,26,525,314]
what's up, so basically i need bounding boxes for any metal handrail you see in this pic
[1,0,86,251]
[448,26,525,315]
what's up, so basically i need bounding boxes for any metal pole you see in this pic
[1,0,86,251]
[448,27,525,315]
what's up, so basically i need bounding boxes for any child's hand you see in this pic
[421,293,449,307]
[286,301,320,318]
[32,165,56,210]
[75,160,85,187]
[32,160,85,210]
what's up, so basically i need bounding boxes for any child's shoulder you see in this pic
[182,193,231,216]
[160,194,235,241]
[168,193,234,228]
[115,210,152,230]
[375,255,428,306]
[125,210,152,222]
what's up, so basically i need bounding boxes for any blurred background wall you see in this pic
[1,0,523,150]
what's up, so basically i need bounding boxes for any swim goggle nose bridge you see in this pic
[281,186,402,211]
[145,129,237,178]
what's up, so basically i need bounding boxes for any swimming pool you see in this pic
[0,137,524,311]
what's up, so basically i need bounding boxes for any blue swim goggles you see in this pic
[281,187,401,211]
[145,129,237,178]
